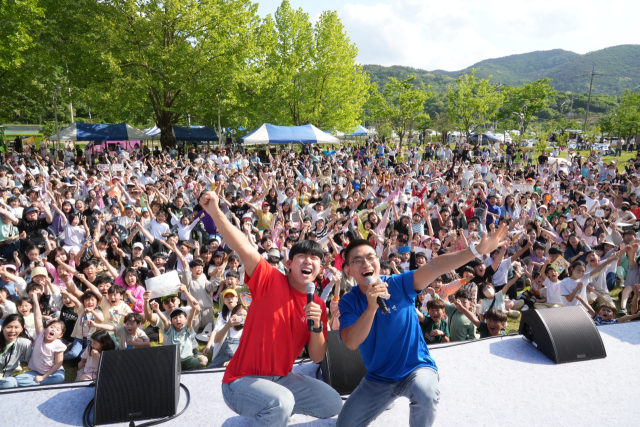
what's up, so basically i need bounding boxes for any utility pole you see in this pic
[583,64,603,131]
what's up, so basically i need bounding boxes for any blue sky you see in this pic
[255,0,640,71]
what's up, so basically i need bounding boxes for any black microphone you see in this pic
[366,276,390,314]
[306,283,315,331]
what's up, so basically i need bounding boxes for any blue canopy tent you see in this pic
[344,125,370,137]
[49,122,149,141]
[143,125,218,142]
[241,124,339,146]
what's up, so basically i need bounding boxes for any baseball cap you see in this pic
[267,248,281,258]
[31,266,48,279]
[132,242,144,250]
[222,289,238,299]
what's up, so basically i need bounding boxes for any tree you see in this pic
[377,76,433,149]
[56,0,259,148]
[497,79,556,145]
[447,70,503,142]
[245,0,371,133]
[414,113,432,144]
[432,112,454,144]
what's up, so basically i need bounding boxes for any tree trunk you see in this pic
[159,121,176,150]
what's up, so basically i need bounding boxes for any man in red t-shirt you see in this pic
[200,191,342,427]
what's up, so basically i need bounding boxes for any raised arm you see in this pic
[198,191,262,277]
[413,224,509,292]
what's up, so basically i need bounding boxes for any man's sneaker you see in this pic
[508,310,521,319]
[196,354,208,367]
[521,305,529,311]
[618,307,628,315]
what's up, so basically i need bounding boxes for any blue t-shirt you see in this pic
[338,270,437,382]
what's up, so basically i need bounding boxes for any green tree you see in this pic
[379,76,433,148]
[414,113,432,144]
[246,0,370,133]
[56,0,259,148]
[498,79,556,145]
[447,70,503,142]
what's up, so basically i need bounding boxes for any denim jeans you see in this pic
[64,338,89,360]
[337,367,440,427]
[221,372,342,427]
[0,376,18,388]
[14,369,66,387]
[209,337,240,368]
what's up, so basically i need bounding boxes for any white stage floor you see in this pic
[2,322,639,427]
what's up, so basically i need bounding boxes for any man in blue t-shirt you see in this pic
[337,226,508,427]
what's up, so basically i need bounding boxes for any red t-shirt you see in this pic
[222,258,328,384]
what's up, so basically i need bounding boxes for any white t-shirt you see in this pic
[213,312,243,340]
[559,274,591,309]
[544,277,563,305]
[149,220,170,242]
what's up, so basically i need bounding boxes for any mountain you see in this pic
[364,45,640,95]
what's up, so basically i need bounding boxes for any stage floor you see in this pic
[3,322,639,427]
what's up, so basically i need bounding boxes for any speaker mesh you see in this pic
[520,306,606,364]
[320,330,368,395]
[94,345,181,425]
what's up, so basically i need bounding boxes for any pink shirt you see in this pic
[28,330,66,375]
[80,345,100,378]
[121,284,145,313]
[45,260,76,287]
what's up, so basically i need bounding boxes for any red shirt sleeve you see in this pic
[244,258,274,300]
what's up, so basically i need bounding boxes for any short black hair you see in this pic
[189,258,204,268]
[108,284,125,295]
[226,270,240,280]
[124,313,144,324]
[454,289,472,300]
[288,240,325,261]
[548,247,563,255]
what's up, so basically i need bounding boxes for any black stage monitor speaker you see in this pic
[519,306,606,364]
[93,345,181,425]
[320,330,368,395]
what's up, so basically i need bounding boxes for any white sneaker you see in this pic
[521,305,529,311]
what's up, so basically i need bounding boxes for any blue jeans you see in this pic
[209,337,239,368]
[64,338,89,360]
[0,376,18,388]
[221,372,342,427]
[337,367,440,427]
[14,369,65,387]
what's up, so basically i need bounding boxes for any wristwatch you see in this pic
[469,242,483,260]
[311,323,323,334]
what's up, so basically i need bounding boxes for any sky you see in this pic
[255,0,640,71]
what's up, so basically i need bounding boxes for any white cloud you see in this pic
[339,0,640,70]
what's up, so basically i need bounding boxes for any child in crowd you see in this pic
[429,288,476,342]
[152,301,201,371]
[76,330,116,381]
[479,264,524,320]
[90,313,150,350]
[454,298,508,338]
[420,298,450,343]
[204,289,245,368]
[560,257,618,310]
[13,289,66,387]
[575,287,640,326]
[60,288,104,360]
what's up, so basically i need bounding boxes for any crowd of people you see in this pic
[1,136,640,392]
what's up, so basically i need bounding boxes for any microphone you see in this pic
[306,283,315,331]
[366,276,390,314]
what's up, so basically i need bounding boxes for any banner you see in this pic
[145,270,181,299]
[97,164,110,171]
[111,163,125,171]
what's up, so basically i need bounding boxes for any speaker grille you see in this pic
[94,345,181,425]
[520,306,606,364]
[320,330,368,395]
